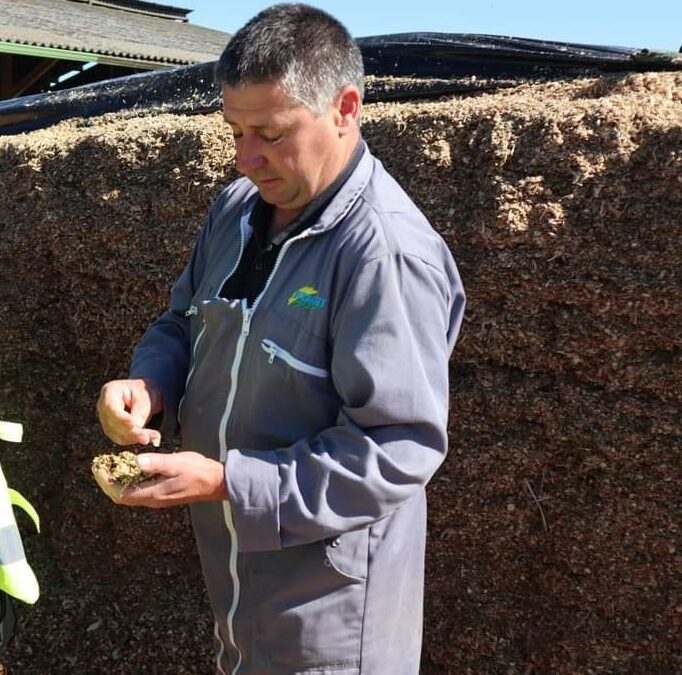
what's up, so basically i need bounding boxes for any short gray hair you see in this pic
[215,3,364,116]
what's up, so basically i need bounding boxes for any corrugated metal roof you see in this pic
[0,0,231,66]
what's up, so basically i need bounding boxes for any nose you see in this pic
[235,136,267,174]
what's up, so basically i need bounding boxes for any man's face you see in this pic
[222,81,346,216]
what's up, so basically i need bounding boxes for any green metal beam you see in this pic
[0,41,174,70]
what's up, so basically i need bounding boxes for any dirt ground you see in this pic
[0,70,680,673]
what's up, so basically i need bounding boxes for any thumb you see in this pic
[137,453,171,476]
[129,396,152,429]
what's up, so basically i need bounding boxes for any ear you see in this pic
[335,85,362,135]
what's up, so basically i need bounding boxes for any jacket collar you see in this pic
[307,139,373,236]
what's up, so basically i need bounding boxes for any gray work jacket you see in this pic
[131,144,466,674]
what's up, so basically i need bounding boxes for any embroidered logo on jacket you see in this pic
[287,286,327,310]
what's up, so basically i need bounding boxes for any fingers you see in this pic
[97,381,134,439]
[133,427,162,448]
[97,379,162,447]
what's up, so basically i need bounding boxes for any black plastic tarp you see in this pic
[0,62,220,136]
[1,33,680,136]
[360,33,677,77]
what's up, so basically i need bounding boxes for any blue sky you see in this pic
[182,1,681,52]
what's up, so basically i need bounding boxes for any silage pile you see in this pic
[0,71,680,674]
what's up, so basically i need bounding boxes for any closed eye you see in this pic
[228,130,282,145]
[262,133,284,145]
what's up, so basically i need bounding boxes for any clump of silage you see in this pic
[91,451,153,490]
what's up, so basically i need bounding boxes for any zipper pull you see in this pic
[261,341,277,364]
[184,305,198,318]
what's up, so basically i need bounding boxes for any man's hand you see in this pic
[97,378,162,447]
[94,451,228,508]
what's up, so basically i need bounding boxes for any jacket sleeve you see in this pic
[225,249,466,551]
[128,207,216,440]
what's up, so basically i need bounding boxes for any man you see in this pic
[95,4,465,674]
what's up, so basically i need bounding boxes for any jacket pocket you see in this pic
[261,338,328,378]
[251,538,366,670]
[324,527,370,582]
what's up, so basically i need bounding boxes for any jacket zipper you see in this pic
[216,214,323,675]
[261,339,328,378]
[217,303,251,675]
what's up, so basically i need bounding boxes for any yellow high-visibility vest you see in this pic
[0,421,40,605]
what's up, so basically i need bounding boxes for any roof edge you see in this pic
[68,0,192,21]
[0,40,179,68]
